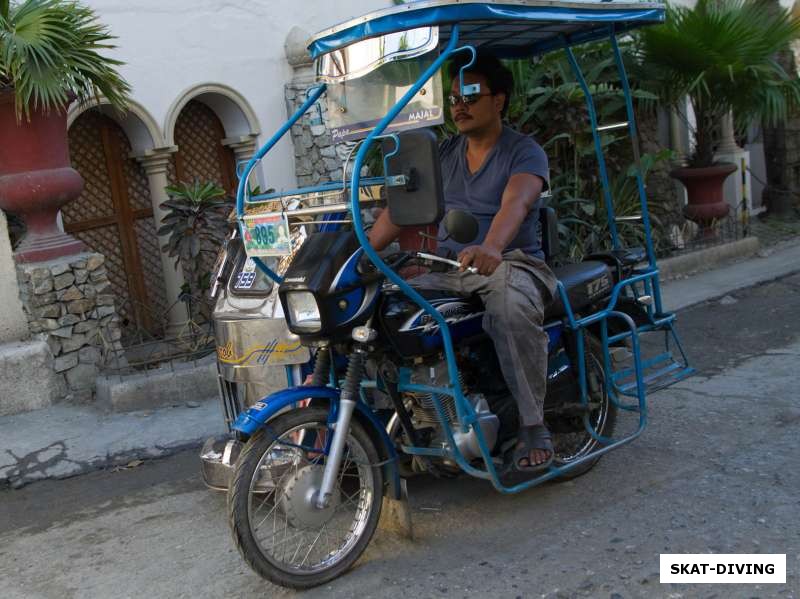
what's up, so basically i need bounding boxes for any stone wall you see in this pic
[16,253,123,401]
[285,81,358,187]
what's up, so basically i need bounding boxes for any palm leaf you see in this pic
[636,0,800,165]
[0,0,130,119]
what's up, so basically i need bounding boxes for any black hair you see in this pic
[447,52,514,117]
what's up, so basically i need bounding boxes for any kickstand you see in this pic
[378,478,413,540]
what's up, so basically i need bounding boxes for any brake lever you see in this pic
[414,252,478,274]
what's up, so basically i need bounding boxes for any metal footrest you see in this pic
[607,319,693,405]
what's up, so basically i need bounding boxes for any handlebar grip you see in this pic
[415,252,478,274]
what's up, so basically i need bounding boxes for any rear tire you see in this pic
[549,334,617,481]
[228,407,383,589]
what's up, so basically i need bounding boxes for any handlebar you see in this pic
[358,250,478,281]
[414,252,478,274]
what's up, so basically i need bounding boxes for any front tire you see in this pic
[228,407,383,589]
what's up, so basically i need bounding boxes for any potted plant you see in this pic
[637,0,800,234]
[158,180,233,321]
[0,0,130,261]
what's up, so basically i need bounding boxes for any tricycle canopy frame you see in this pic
[233,1,692,494]
[308,0,665,61]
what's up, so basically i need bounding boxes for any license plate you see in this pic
[240,212,292,257]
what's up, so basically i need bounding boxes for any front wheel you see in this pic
[227,407,383,589]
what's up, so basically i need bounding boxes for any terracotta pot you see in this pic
[0,91,86,262]
[670,163,736,238]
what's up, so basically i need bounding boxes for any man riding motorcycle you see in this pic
[368,52,558,472]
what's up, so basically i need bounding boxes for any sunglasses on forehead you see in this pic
[447,92,494,106]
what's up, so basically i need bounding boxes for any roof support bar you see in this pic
[609,26,664,313]
[564,44,620,249]
[234,84,328,283]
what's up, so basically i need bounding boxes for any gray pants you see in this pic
[410,249,558,427]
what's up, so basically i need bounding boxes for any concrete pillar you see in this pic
[717,112,743,154]
[285,26,315,83]
[669,107,686,166]
[0,210,29,343]
[133,147,189,334]
[715,111,753,217]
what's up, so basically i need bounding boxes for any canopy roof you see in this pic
[308,0,665,59]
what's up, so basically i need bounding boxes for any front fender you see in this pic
[232,385,401,499]
[232,386,340,436]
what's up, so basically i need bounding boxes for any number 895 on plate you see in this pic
[240,212,292,257]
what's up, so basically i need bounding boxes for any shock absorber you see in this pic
[311,346,331,387]
[314,348,366,509]
[340,350,365,402]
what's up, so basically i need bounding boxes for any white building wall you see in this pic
[82,0,392,191]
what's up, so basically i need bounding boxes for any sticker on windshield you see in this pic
[331,107,444,142]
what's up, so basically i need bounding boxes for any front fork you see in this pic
[314,349,366,509]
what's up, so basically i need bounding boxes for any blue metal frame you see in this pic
[344,25,650,493]
[231,9,692,496]
[565,44,620,249]
[235,84,328,284]
[247,177,387,204]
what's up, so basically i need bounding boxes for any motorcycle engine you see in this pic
[406,360,500,462]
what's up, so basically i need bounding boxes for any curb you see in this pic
[0,400,224,489]
[658,237,760,281]
[661,238,800,312]
[96,354,217,412]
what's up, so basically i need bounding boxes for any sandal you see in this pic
[513,424,554,473]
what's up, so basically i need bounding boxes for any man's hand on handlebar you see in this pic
[458,244,502,276]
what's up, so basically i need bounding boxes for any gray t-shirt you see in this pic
[438,125,549,259]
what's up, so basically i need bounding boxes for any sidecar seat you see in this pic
[546,261,613,319]
[537,207,614,319]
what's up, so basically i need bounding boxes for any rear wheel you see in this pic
[227,407,383,589]
[549,334,617,480]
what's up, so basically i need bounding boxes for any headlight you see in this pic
[286,291,321,332]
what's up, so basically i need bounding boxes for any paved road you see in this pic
[2,274,799,599]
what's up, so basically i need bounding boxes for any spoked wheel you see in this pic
[548,334,617,480]
[228,407,383,589]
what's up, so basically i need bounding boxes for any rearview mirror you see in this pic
[442,209,478,245]
[381,129,444,226]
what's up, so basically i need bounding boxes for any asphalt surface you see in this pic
[1,273,799,599]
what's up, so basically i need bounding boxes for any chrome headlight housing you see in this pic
[285,291,322,333]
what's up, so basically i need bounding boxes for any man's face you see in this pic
[449,73,505,135]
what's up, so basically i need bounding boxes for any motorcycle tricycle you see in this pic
[205,0,694,588]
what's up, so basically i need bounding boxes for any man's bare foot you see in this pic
[514,425,554,471]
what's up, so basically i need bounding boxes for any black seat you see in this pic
[546,261,614,319]
[535,207,615,318]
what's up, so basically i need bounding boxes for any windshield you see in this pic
[316,27,438,83]
[325,48,444,142]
